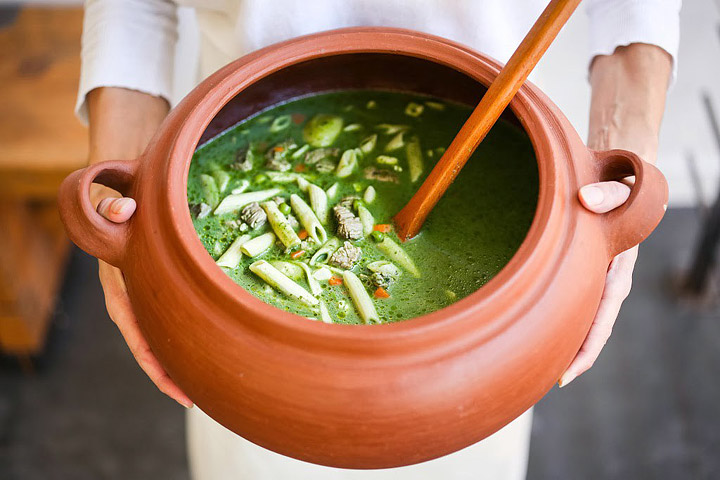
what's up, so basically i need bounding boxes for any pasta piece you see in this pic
[214,188,281,215]
[344,123,363,132]
[240,232,276,257]
[307,184,329,224]
[406,136,424,183]
[404,102,424,117]
[261,201,302,249]
[296,176,310,192]
[357,204,374,237]
[425,101,445,111]
[312,267,332,281]
[265,171,311,183]
[211,169,230,193]
[200,174,219,208]
[343,271,380,324]
[295,261,322,296]
[269,114,291,132]
[290,194,328,244]
[303,114,343,147]
[249,260,319,307]
[375,124,408,135]
[363,185,376,203]
[384,132,405,152]
[335,149,359,178]
[310,238,340,265]
[270,260,304,280]
[318,301,333,324]
[326,183,339,199]
[377,237,420,277]
[291,144,310,160]
[359,134,377,154]
[231,179,250,194]
[216,234,251,268]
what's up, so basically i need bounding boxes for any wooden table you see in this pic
[0,7,87,356]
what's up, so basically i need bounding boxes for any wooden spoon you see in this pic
[394,0,582,241]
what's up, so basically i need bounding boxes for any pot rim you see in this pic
[163,27,569,344]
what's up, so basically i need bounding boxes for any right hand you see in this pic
[85,87,191,408]
[93,188,193,409]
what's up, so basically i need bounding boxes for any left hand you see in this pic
[558,180,636,387]
[557,42,672,387]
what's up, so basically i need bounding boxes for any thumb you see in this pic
[97,197,137,223]
[578,181,631,214]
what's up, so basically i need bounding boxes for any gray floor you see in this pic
[0,208,718,479]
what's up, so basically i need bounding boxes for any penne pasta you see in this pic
[377,237,420,277]
[343,271,380,324]
[290,194,327,244]
[261,201,302,249]
[249,260,319,307]
[406,136,424,182]
[310,238,340,265]
[214,188,281,215]
[240,232,276,257]
[357,204,374,237]
[216,234,252,268]
[307,184,329,224]
[294,261,322,296]
[335,149,359,178]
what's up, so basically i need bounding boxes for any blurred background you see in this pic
[0,1,718,479]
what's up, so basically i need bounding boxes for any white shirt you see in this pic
[76,2,681,479]
[76,0,681,123]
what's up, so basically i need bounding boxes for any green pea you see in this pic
[254,173,268,184]
[279,203,291,215]
[371,231,384,242]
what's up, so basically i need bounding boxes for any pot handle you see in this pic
[57,160,139,268]
[591,149,668,257]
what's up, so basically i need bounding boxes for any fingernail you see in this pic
[178,398,194,409]
[581,185,604,207]
[558,371,576,388]
[110,198,132,215]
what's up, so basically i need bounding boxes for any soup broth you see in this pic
[188,90,538,324]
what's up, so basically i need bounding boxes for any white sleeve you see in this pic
[586,0,681,83]
[76,0,178,125]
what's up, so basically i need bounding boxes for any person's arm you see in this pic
[78,0,190,406]
[559,43,672,386]
[88,87,192,408]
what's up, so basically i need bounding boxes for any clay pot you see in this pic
[58,28,668,468]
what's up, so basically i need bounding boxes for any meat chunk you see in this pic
[305,147,339,164]
[366,261,401,289]
[364,166,399,183]
[239,202,267,229]
[231,148,254,172]
[264,139,297,171]
[329,241,362,270]
[337,196,360,210]
[333,205,363,240]
[315,158,337,173]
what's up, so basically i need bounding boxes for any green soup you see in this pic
[188,90,538,324]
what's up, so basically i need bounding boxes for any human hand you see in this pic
[558,180,637,387]
[558,43,671,387]
[93,189,193,408]
[85,87,191,406]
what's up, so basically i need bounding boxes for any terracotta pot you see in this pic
[58,28,668,468]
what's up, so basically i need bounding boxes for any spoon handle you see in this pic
[395,0,582,241]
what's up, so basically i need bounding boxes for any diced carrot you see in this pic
[274,146,285,152]
[298,229,308,240]
[290,249,305,259]
[291,113,306,124]
[328,276,343,286]
[374,287,390,298]
[294,164,306,172]
[373,224,392,233]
